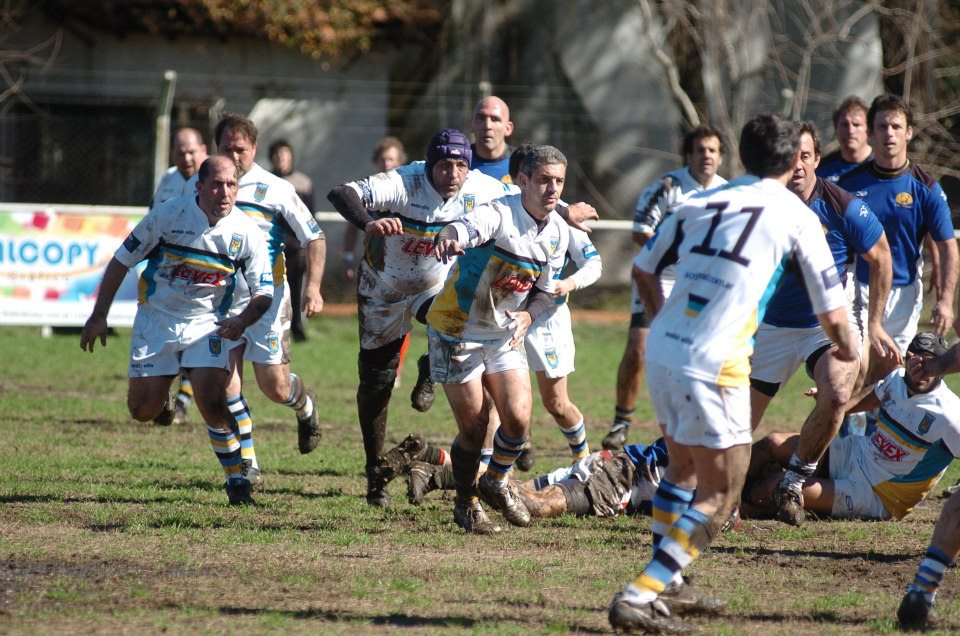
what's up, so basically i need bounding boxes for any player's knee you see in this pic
[542,394,570,418]
[816,386,849,414]
[127,400,156,422]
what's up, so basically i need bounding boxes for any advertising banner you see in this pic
[0,203,145,326]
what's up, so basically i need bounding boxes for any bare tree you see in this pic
[0,0,61,114]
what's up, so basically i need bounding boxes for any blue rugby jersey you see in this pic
[838,161,953,287]
[763,178,883,328]
[816,149,870,184]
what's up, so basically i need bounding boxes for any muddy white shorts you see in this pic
[856,279,922,356]
[358,262,441,350]
[427,326,527,385]
[645,360,752,449]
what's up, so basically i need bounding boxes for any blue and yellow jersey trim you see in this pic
[237,201,286,283]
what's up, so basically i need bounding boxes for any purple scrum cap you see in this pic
[425,128,472,171]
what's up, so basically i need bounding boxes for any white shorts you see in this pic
[129,305,230,377]
[358,262,440,350]
[524,303,574,378]
[235,283,292,365]
[856,279,922,355]
[645,360,752,449]
[427,326,527,385]
[828,435,890,520]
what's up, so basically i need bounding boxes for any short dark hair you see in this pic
[796,120,822,157]
[739,113,799,178]
[215,113,259,148]
[268,139,292,158]
[867,94,914,130]
[371,136,407,164]
[198,156,239,183]
[508,143,535,181]
[832,96,869,128]
[681,124,724,161]
[518,145,567,178]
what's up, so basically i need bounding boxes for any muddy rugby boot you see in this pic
[898,589,935,631]
[373,432,426,484]
[297,389,321,454]
[773,483,805,527]
[410,354,436,413]
[478,474,531,527]
[608,592,691,634]
[659,578,727,615]
[225,480,255,506]
[453,498,501,534]
[602,425,629,451]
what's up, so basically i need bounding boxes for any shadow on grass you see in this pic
[709,544,917,563]
[215,605,610,633]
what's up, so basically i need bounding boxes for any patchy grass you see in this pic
[2,314,960,634]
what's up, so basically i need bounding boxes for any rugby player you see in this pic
[427,145,572,533]
[817,96,873,183]
[81,156,273,505]
[749,121,896,526]
[601,124,727,451]
[216,114,327,481]
[607,114,854,633]
[469,96,515,183]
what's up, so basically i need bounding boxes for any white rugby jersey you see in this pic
[427,192,569,340]
[636,175,846,386]
[347,162,509,294]
[151,167,193,209]
[114,194,273,320]
[856,369,960,519]
[235,162,322,284]
[633,167,727,235]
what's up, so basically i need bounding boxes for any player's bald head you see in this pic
[173,128,203,147]
[474,96,510,120]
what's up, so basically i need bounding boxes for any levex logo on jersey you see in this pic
[228,233,243,258]
[895,192,914,207]
[254,183,268,202]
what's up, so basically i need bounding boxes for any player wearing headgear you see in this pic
[746,332,960,526]
[327,128,509,507]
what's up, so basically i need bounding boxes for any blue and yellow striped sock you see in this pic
[559,418,589,459]
[487,429,527,483]
[909,546,952,604]
[651,479,695,552]
[207,425,244,483]
[625,506,713,603]
[177,374,194,407]
[227,394,257,470]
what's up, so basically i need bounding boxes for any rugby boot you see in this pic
[366,465,391,508]
[410,354,436,412]
[407,462,455,505]
[515,444,535,472]
[898,589,935,631]
[608,592,691,634]
[297,389,322,454]
[659,578,728,616]
[373,432,426,485]
[153,396,176,426]
[225,480,255,506]
[478,473,531,527]
[453,498,501,534]
[601,424,629,451]
[773,483,805,527]
[721,506,743,532]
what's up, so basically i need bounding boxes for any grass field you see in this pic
[3,311,960,635]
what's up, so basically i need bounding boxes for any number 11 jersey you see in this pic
[636,175,847,387]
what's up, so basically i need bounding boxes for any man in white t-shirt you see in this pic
[608,114,855,633]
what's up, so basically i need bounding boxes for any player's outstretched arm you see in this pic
[302,236,326,317]
[80,258,130,352]
[557,202,598,233]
